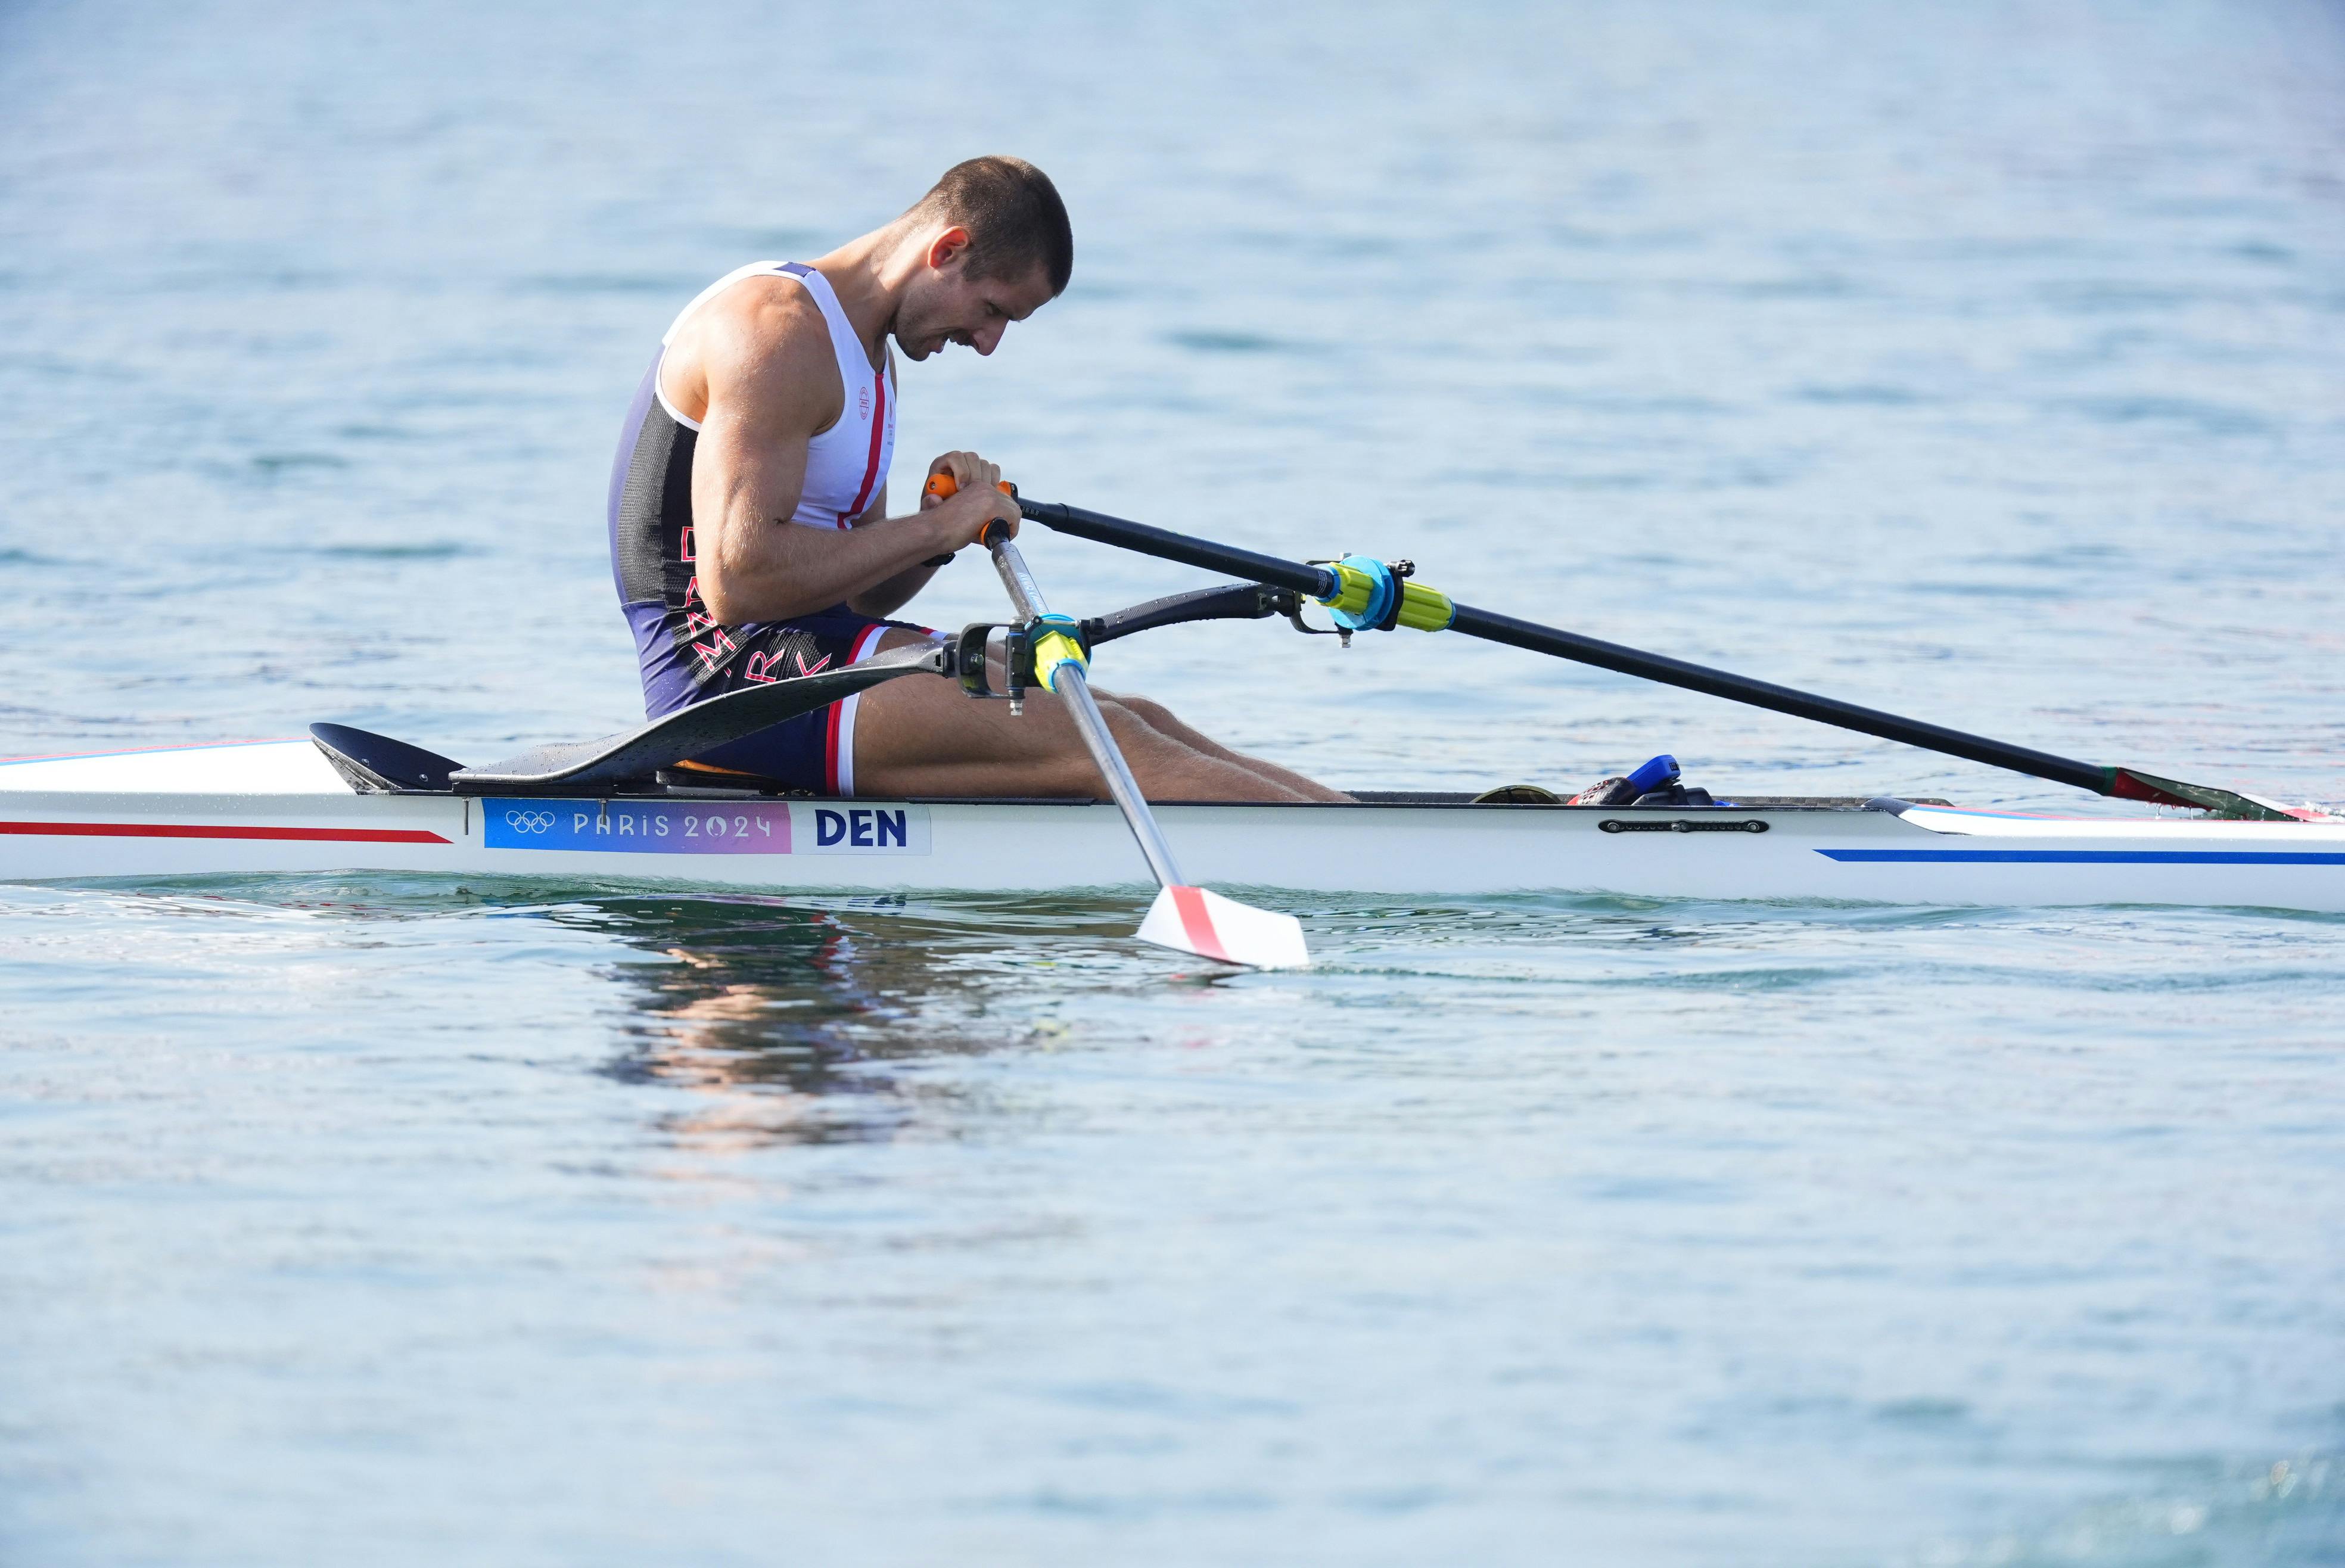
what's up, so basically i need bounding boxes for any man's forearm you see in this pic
[846,556,942,620]
[703,511,953,624]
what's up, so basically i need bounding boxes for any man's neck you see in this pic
[810,225,918,362]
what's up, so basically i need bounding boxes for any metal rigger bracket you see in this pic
[952,617,1093,717]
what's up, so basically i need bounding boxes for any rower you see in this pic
[607,157,1346,804]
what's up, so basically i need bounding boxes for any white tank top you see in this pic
[653,260,897,530]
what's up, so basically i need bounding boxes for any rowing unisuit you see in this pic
[607,260,925,795]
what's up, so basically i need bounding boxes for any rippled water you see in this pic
[3,1,2343,1561]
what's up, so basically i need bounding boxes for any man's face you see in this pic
[892,231,1056,362]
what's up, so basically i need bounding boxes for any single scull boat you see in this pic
[2,739,2343,911]
[5,487,2338,931]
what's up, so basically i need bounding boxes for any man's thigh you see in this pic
[854,629,1102,794]
[672,616,905,793]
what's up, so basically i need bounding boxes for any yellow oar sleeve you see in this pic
[1317,556,1455,633]
[1028,614,1090,692]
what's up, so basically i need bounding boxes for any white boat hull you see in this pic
[3,741,2343,911]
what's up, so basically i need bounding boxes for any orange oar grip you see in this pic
[926,472,1019,547]
[923,472,1016,501]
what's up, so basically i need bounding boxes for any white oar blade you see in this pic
[1137,885,1310,969]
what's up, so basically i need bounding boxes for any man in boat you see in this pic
[608,156,1345,804]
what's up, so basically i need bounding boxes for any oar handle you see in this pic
[922,471,1019,547]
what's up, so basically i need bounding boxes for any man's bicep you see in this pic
[688,377,825,630]
[691,325,828,539]
[693,406,809,537]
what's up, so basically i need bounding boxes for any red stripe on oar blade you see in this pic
[1138,885,1311,969]
[2107,771,2194,809]
[0,821,449,844]
[1168,885,1233,962]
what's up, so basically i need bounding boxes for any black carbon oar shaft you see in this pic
[1444,602,2110,793]
[1018,496,2113,796]
[1018,499,1337,599]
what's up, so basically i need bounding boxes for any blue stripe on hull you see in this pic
[1820,849,2345,865]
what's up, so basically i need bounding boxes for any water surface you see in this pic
[2,1,2342,1561]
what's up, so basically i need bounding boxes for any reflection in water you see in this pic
[552,886,1935,1157]
[111,873,1172,1149]
[113,873,1229,1149]
[543,890,1145,1149]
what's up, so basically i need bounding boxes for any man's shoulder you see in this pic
[680,275,841,424]
[693,274,831,364]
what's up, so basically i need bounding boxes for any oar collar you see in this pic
[1027,612,1090,693]
[1314,555,1456,634]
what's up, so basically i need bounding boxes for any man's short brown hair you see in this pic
[910,156,1074,297]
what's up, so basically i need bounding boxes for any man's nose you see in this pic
[975,322,1005,356]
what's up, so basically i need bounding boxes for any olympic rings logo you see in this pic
[504,808,557,835]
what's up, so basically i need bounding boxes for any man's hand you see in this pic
[920,449,1021,549]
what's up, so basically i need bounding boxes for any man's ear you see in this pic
[925,225,972,271]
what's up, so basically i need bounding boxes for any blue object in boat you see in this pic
[1624,754,1680,797]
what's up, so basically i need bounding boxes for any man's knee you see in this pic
[1100,694,1177,735]
[1125,696,1178,730]
[1096,699,1167,751]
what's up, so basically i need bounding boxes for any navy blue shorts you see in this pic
[651,608,938,797]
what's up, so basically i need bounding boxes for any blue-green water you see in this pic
[3,1,2343,1561]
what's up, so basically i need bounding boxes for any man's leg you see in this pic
[1091,690,1349,803]
[853,632,1345,802]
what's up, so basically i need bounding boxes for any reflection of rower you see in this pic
[571,894,1126,1145]
[608,155,1343,804]
[590,898,884,1096]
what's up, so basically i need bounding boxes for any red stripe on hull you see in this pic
[0,821,450,844]
[0,738,298,766]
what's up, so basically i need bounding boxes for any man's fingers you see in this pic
[927,451,1002,490]
[923,458,1018,539]
[986,490,1020,539]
